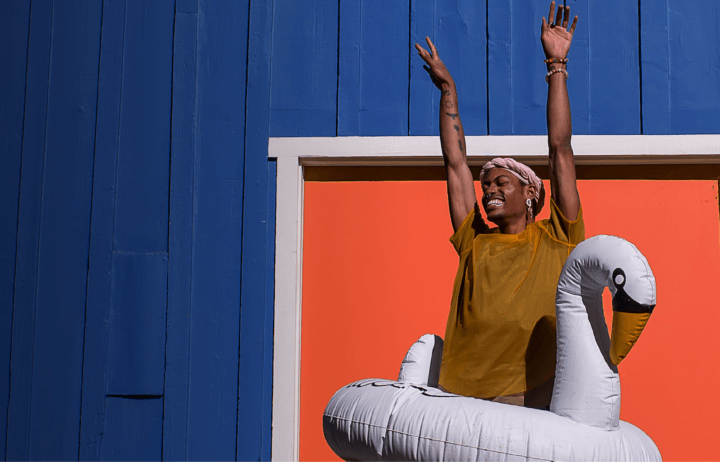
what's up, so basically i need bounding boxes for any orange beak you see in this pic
[608,268,655,365]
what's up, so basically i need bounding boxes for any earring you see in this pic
[526,198,534,218]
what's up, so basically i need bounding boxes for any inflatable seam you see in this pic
[440,420,449,461]
[324,414,554,461]
[413,412,426,459]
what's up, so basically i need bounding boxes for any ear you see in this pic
[526,185,537,200]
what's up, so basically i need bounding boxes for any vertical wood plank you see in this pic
[408,0,435,135]
[183,0,249,459]
[10,0,102,459]
[640,0,669,134]
[488,0,512,134]
[0,1,31,457]
[489,0,591,136]
[237,0,274,458]
[667,0,720,134]
[269,0,337,136]
[360,0,409,135]
[7,1,101,459]
[588,0,640,134]
[6,1,53,458]
[79,0,126,457]
[436,0,487,136]
[338,0,410,136]
[260,160,277,461]
[164,0,197,458]
[113,0,174,252]
[100,397,163,461]
[497,0,590,136]
[410,0,487,136]
[28,0,103,457]
[337,0,361,135]
[565,0,590,135]
[510,1,555,135]
[237,161,276,461]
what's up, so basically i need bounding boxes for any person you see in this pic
[414,1,583,408]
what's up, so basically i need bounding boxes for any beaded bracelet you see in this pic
[543,58,568,64]
[545,68,568,83]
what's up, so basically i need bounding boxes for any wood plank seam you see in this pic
[164,0,198,458]
[76,0,107,457]
[638,0,643,134]
[234,0,254,458]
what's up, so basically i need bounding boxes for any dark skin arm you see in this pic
[542,1,580,220]
[414,37,477,232]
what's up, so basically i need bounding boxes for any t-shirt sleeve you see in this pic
[449,204,489,254]
[545,198,585,245]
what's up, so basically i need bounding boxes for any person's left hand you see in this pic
[541,1,578,60]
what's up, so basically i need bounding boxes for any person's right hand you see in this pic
[415,37,454,90]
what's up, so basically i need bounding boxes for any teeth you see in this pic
[488,199,502,206]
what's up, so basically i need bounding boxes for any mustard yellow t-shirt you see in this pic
[439,198,584,399]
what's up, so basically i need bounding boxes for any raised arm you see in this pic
[542,2,580,221]
[415,37,478,232]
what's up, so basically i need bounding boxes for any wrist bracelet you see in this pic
[545,68,568,83]
[543,58,568,64]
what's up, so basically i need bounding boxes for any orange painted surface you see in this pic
[301,180,720,462]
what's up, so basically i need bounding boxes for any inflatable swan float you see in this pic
[323,235,660,461]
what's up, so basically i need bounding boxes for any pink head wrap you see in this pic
[479,157,546,215]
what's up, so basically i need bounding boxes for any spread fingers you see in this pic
[569,15,578,34]
[554,3,563,26]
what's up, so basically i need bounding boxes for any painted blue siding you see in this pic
[106,253,168,396]
[100,397,163,461]
[410,0,487,136]
[7,1,102,459]
[237,1,274,458]
[0,1,718,460]
[162,0,197,459]
[269,0,338,136]
[185,0,250,458]
[78,1,127,457]
[667,3,720,133]
[0,2,31,458]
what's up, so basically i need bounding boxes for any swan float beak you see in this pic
[609,268,656,365]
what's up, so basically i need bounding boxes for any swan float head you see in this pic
[323,235,660,461]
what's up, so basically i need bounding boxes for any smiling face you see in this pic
[481,168,536,231]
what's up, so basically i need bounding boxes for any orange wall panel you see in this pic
[301,180,720,461]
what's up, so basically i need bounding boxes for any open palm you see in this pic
[541,1,578,59]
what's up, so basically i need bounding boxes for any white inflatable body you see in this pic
[323,235,661,461]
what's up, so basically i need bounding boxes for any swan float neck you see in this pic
[551,235,656,430]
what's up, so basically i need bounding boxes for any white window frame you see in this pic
[268,134,720,461]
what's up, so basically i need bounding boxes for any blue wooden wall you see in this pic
[1,0,718,460]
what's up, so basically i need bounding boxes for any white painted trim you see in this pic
[271,156,303,462]
[268,135,720,461]
[270,135,720,165]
